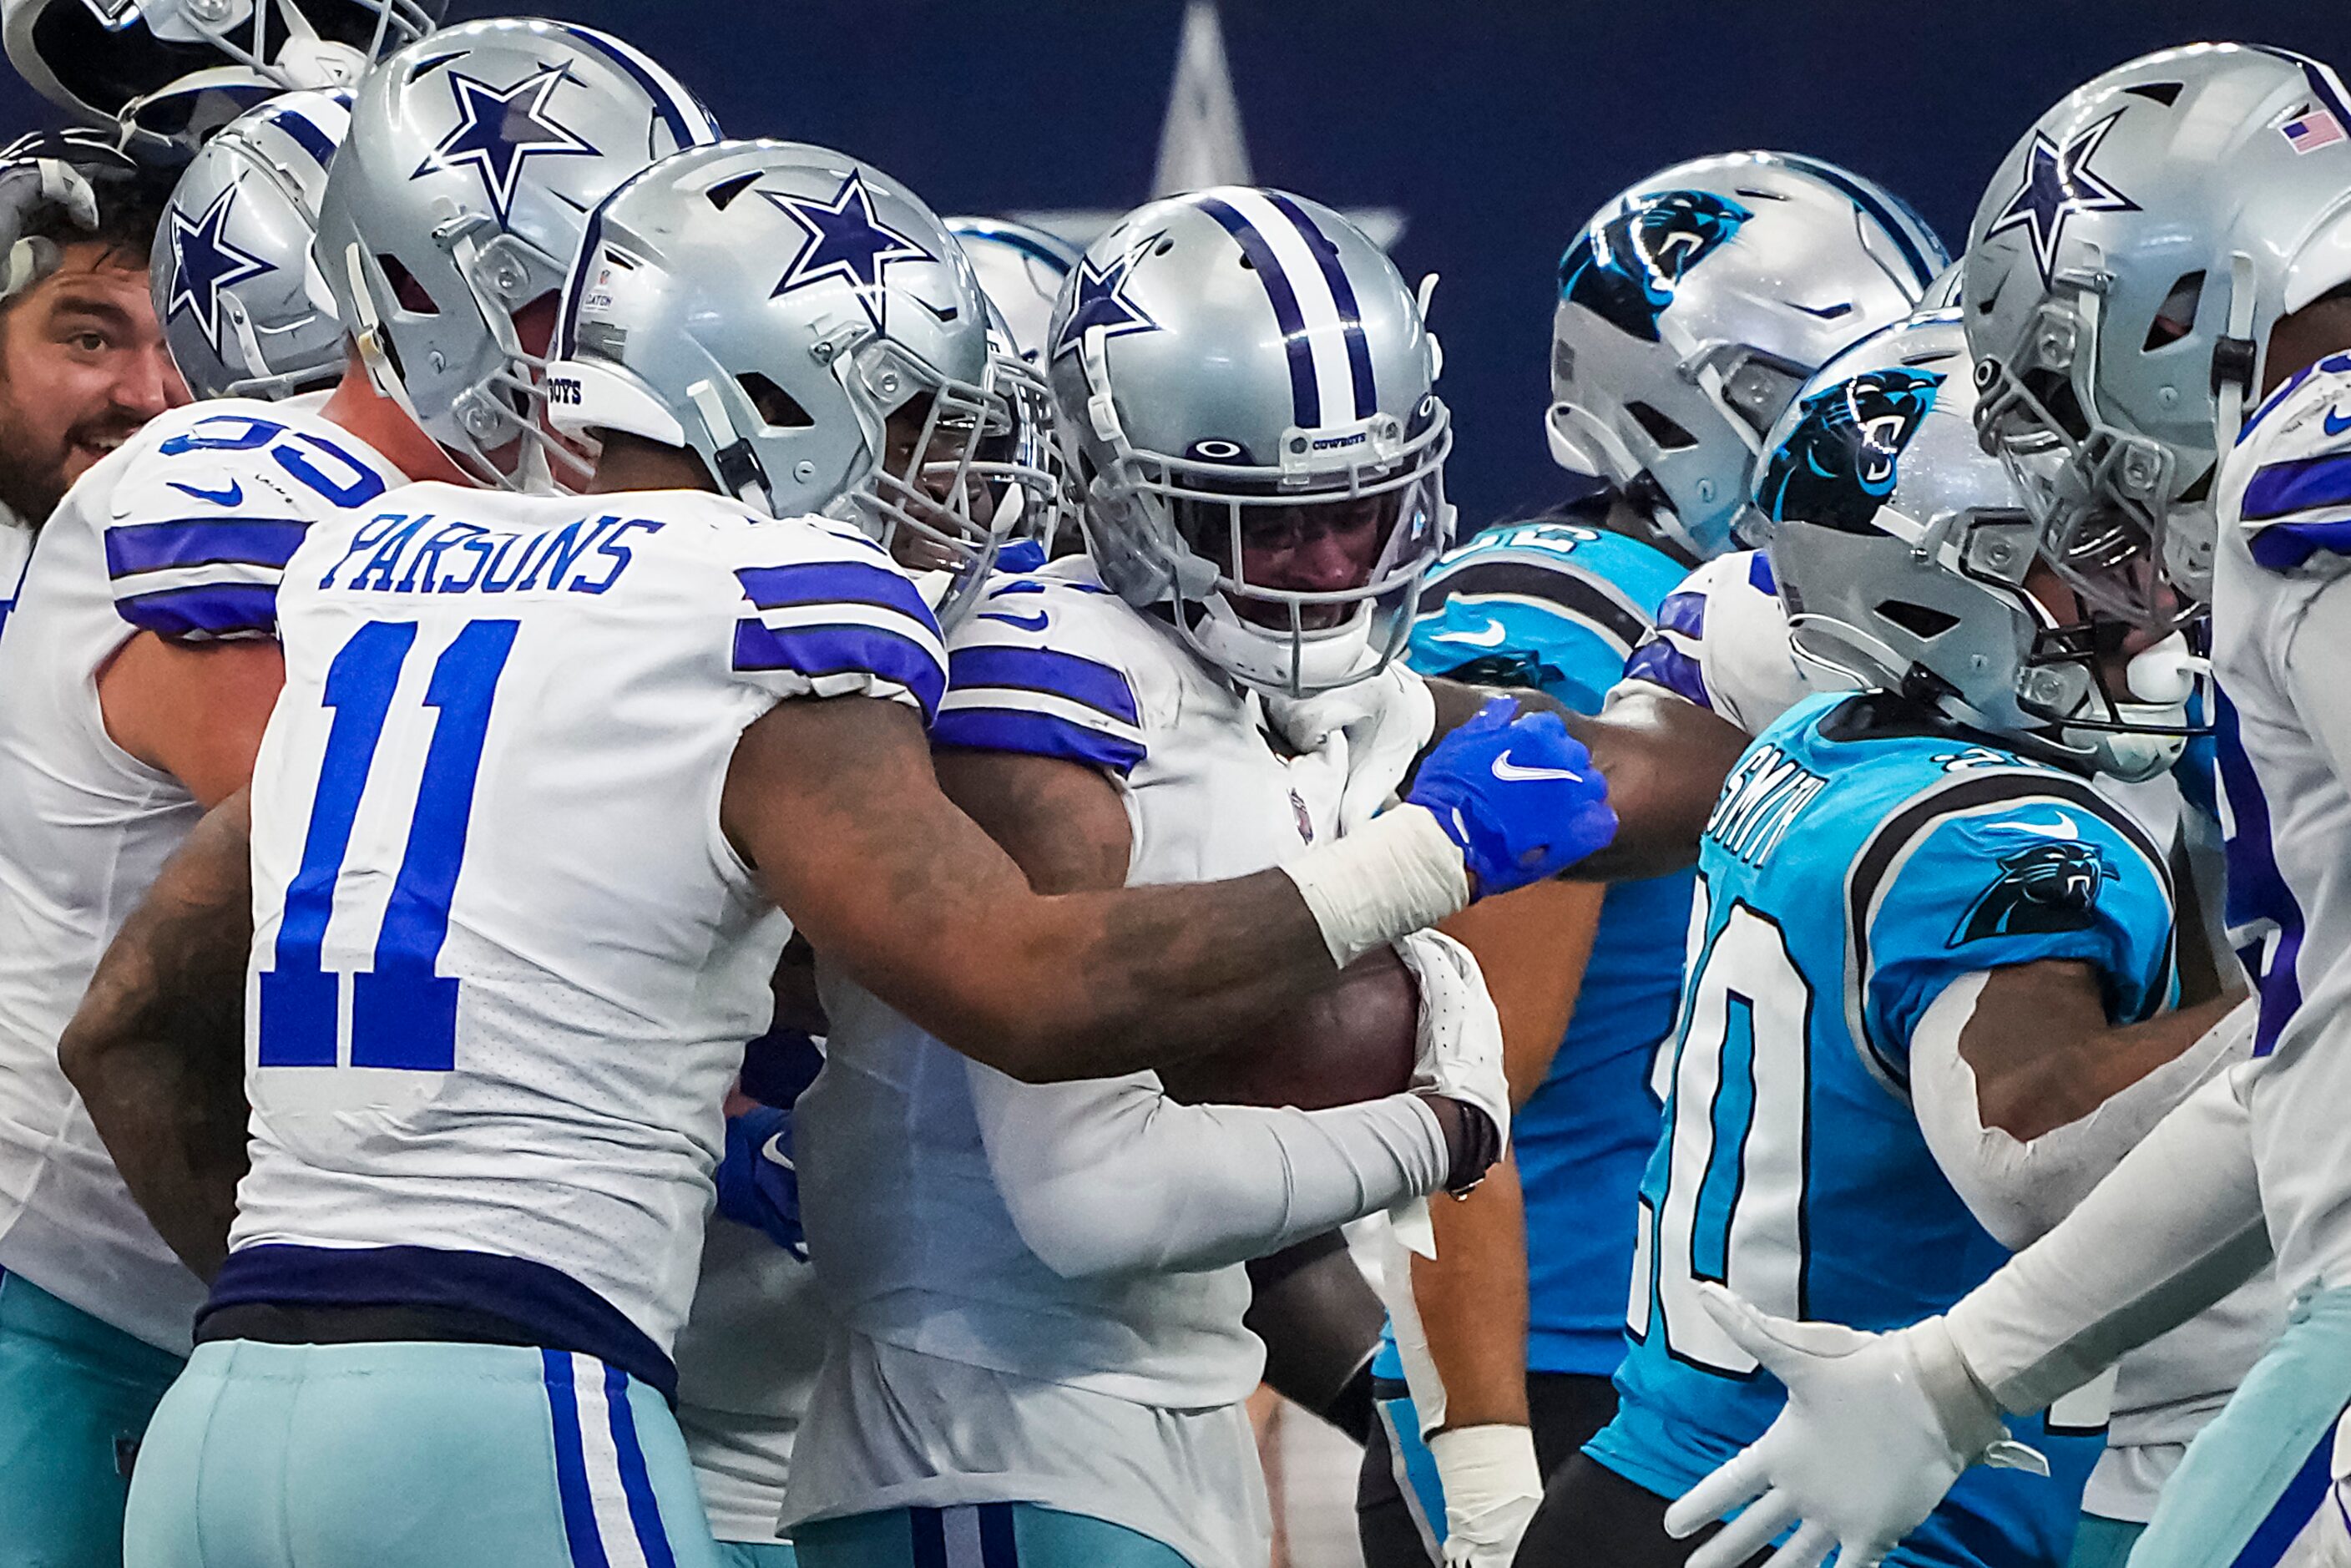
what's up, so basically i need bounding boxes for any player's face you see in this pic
[2022,559,2178,690]
[1226,493,1398,630]
[881,392,992,572]
[0,242,186,520]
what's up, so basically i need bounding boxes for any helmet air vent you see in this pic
[1625,400,1699,450]
[2121,81,2184,107]
[1878,599,1961,640]
[2144,271,2205,350]
[736,372,815,430]
[705,172,761,211]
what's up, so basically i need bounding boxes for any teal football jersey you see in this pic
[1590,691,2177,1568]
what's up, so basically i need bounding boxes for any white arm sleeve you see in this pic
[1944,1060,2270,1417]
[968,1062,1452,1280]
[1912,980,2257,1250]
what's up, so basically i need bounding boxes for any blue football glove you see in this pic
[1406,697,1615,895]
[713,1105,807,1260]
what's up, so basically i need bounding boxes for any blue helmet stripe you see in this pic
[550,23,720,150]
[1191,194,1320,427]
[1261,190,1377,421]
[265,104,340,169]
[1777,154,1946,290]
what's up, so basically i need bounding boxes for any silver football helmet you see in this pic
[1762,309,2199,781]
[316,17,720,491]
[4,0,440,159]
[1052,188,1452,697]
[1546,151,1947,562]
[153,88,347,400]
[948,215,1081,553]
[1964,43,2351,620]
[545,141,1050,627]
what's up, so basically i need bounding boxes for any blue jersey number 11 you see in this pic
[257,617,519,1070]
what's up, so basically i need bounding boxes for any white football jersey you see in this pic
[221,480,943,1394]
[0,396,398,1352]
[2215,358,2351,1306]
[787,558,1415,1568]
[0,512,29,649]
[1610,548,1832,731]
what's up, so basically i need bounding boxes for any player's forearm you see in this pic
[1412,1156,1532,1430]
[1558,693,1748,881]
[59,793,255,1281]
[975,1065,1451,1278]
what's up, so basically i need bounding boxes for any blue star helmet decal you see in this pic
[1984,109,2140,288]
[1053,240,1161,362]
[1558,189,1752,343]
[766,169,936,332]
[414,65,599,228]
[1756,366,1946,531]
[164,186,276,356]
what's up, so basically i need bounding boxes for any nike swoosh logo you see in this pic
[2005,815,2081,839]
[168,478,243,507]
[1491,749,1585,784]
[2324,407,2351,437]
[1430,618,1509,648]
[760,1133,795,1171]
[979,610,1049,632]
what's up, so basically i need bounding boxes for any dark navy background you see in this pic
[11,2,2351,525]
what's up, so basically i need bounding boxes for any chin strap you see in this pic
[687,377,774,513]
[2212,250,2260,445]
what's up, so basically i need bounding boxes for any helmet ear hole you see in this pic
[1625,400,1698,450]
[1876,599,1961,640]
[2143,271,2205,350]
[381,255,438,316]
[736,372,813,430]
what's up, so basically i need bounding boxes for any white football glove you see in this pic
[0,130,129,301]
[1429,1424,1543,1568]
[1393,927,1509,1154]
[1662,1284,2046,1568]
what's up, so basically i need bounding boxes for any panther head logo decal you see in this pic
[1756,367,1946,533]
[1557,189,1752,343]
[1952,835,2111,945]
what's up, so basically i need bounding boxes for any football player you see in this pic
[1658,43,2351,1568]
[66,140,1605,1567]
[1359,152,1945,1568]
[0,22,716,1564]
[0,129,182,640]
[1518,311,2240,1568]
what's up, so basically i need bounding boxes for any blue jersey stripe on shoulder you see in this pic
[948,644,1140,725]
[105,518,307,578]
[2249,518,2351,570]
[1747,550,1776,594]
[117,582,278,640]
[1622,637,1711,710]
[2241,451,2351,524]
[734,560,935,625]
[732,619,945,721]
[1655,589,1706,639]
[931,706,1145,776]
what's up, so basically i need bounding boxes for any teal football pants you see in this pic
[0,1268,185,1568]
[124,1338,723,1568]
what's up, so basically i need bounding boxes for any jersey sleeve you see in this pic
[724,520,948,722]
[2229,358,2351,575]
[1406,531,1662,715]
[1614,550,1822,736]
[929,571,1154,776]
[102,432,316,643]
[1853,787,2177,1084]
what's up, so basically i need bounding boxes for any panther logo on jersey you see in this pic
[1952,838,2111,944]
[1756,368,1946,532]
[1557,190,1752,343]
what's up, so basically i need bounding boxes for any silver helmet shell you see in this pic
[153,87,348,400]
[1963,43,2351,618]
[3,0,441,159]
[1547,151,1947,561]
[1050,187,1452,697]
[545,141,1049,628]
[1762,309,2193,781]
[316,17,719,491]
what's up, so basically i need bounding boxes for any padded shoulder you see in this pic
[715,508,946,722]
[2230,357,2351,573]
[931,559,1177,776]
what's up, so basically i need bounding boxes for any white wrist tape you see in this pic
[1282,803,1472,968]
[1428,1423,1543,1534]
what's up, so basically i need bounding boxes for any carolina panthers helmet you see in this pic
[1051,187,1452,697]
[1762,309,2198,781]
[546,141,1049,627]
[1546,151,1947,562]
[3,0,441,159]
[152,88,348,400]
[315,17,720,490]
[1964,43,2351,620]
[946,216,1079,362]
